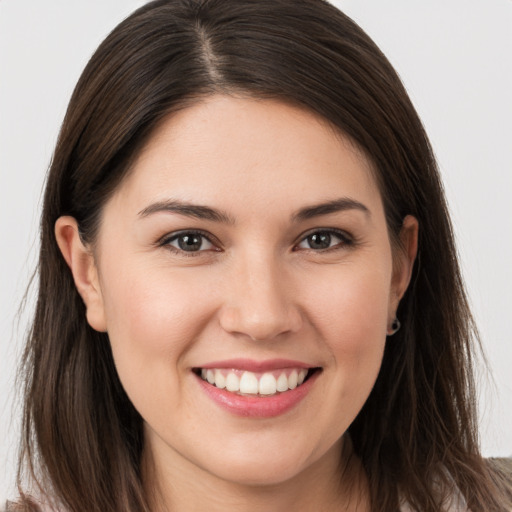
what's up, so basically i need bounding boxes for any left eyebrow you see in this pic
[291,197,370,222]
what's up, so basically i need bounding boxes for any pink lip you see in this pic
[194,368,320,418]
[197,358,315,372]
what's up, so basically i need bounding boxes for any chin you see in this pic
[198,435,335,488]
[209,457,306,487]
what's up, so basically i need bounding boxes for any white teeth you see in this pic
[214,369,226,389]
[288,370,298,390]
[225,372,240,392]
[258,373,277,395]
[276,373,289,392]
[239,371,259,394]
[200,368,312,395]
[206,369,215,384]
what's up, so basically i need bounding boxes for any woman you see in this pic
[8,0,512,510]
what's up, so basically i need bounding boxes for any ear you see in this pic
[55,216,107,332]
[388,215,419,324]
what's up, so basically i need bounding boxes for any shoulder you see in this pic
[489,457,512,477]
[401,458,512,511]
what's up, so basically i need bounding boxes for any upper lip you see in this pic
[195,358,317,372]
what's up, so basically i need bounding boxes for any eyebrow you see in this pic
[138,197,370,224]
[291,197,370,222]
[138,199,235,224]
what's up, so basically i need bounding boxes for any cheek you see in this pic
[308,263,391,344]
[99,262,215,399]
[304,261,391,398]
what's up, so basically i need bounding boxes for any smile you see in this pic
[193,362,322,417]
[193,359,321,417]
[198,368,310,396]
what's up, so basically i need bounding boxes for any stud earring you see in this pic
[387,318,401,336]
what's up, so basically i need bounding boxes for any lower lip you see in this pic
[195,371,320,418]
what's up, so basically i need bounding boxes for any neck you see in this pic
[142,434,370,512]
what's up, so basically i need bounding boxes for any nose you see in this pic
[218,252,303,341]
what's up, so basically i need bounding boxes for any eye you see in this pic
[160,230,216,253]
[296,229,352,251]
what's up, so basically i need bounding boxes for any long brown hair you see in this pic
[14,1,511,510]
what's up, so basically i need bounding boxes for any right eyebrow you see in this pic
[137,199,235,225]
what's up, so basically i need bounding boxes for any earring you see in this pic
[387,318,401,336]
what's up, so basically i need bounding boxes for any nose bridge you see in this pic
[219,248,302,341]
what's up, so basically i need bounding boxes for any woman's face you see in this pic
[60,95,416,488]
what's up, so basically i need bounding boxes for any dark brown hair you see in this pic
[14,0,511,511]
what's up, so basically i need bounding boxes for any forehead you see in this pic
[107,94,382,220]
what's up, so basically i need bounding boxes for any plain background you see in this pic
[1,0,511,500]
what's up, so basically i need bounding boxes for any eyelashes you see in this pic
[157,229,220,256]
[294,229,353,252]
[157,228,355,257]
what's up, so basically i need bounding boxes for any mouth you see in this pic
[193,361,322,418]
[193,367,321,397]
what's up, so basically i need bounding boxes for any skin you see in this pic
[56,95,418,511]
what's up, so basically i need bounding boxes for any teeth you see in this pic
[258,373,277,395]
[225,372,240,392]
[240,372,259,394]
[276,373,288,392]
[288,370,298,390]
[199,368,311,395]
[214,370,226,389]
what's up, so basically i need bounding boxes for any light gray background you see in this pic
[1,0,511,500]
